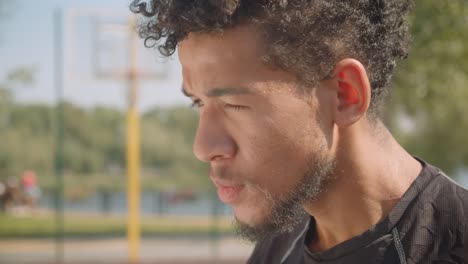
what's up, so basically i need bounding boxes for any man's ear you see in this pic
[331,59,371,127]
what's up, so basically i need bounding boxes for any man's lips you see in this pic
[211,177,245,204]
[215,182,244,204]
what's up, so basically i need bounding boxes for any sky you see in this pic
[0,0,190,111]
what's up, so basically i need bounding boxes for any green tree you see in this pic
[141,106,209,191]
[387,0,468,174]
[0,68,39,178]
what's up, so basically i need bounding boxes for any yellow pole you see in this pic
[127,108,140,263]
[127,15,140,264]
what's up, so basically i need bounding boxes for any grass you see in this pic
[0,213,235,238]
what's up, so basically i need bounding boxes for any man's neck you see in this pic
[304,122,422,253]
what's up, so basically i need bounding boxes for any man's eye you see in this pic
[225,103,247,111]
[190,99,204,108]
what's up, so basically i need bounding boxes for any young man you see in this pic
[130,1,468,263]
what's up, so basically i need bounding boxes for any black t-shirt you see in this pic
[247,160,468,264]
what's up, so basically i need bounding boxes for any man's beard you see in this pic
[234,153,336,242]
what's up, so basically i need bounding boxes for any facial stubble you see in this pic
[234,153,336,242]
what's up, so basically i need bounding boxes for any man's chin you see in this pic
[231,205,273,242]
[230,195,307,242]
[233,216,273,242]
[233,208,308,243]
[232,206,266,227]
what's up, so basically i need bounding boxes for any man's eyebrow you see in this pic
[181,86,253,98]
[206,87,253,97]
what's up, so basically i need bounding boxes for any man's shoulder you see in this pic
[401,163,468,262]
[247,216,310,264]
[418,164,468,213]
[410,163,468,230]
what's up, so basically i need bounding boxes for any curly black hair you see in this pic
[130,0,412,116]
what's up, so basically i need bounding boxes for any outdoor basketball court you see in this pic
[0,237,254,264]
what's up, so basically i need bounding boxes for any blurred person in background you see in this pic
[130,0,468,263]
[0,181,5,211]
[0,176,21,213]
[21,170,41,211]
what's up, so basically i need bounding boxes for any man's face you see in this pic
[178,25,336,240]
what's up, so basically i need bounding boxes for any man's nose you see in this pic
[193,110,237,163]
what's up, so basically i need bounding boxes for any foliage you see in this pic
[0,100,208,192]
[387,0,468,174]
